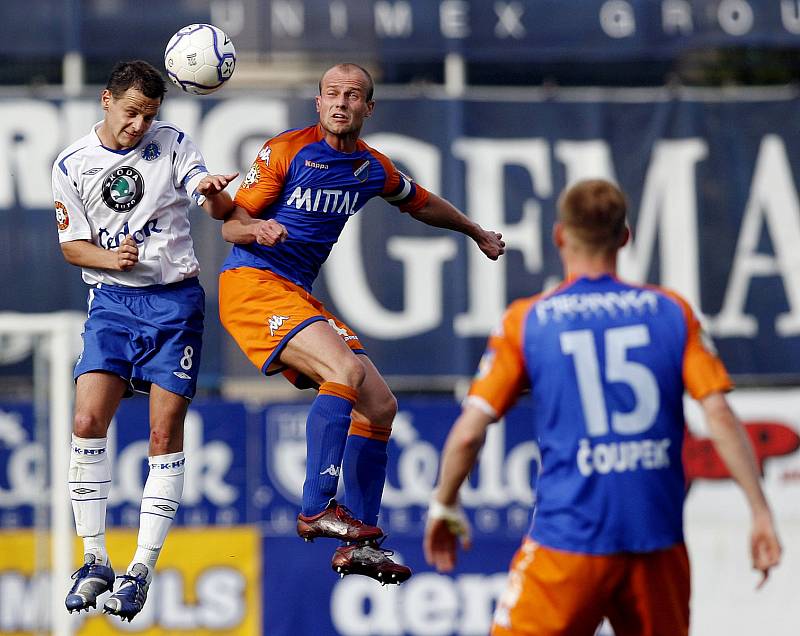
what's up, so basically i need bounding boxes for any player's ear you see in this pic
[100,89,111,111]
[553,222,564,248]
[364,100,375,118]
[315,95,321,113]
[619,225,631,248]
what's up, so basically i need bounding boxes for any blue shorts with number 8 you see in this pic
[74,277,205,399]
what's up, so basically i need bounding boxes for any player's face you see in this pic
[316,68,374,141]
[99,88,161,150]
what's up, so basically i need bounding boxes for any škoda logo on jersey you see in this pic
[102,166,145,212]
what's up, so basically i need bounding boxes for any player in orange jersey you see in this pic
[424,179,781,634]
[219,63,505,584]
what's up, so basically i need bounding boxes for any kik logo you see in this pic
[320,464,340,477]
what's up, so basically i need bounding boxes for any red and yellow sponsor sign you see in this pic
[0,526,261,635]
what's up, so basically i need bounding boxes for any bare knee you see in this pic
[72,412,110,439]
[372,393,398,430]
[149,425,184,456]
[324,355,366,390]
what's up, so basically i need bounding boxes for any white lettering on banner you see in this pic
[0,572,50,630]
[331,570,508,636]
[713,135,800,337]
[781,0,800,34]
[272,0,304,37]
[325,133,456,338]
[717,0,754,36]
[453,138,550,337]
[576,437,671,476]
[494,2,526,38]
[0,569,243,631]
[375,1,413,37]
[266,408,538,509]
[662,0,693,35]
[600,1,636,38]
[0,408,236,508]
[440,0,469,39]
[0,101,60,208]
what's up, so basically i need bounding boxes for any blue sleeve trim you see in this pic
[58,146,87,175]
[161,124,185,143]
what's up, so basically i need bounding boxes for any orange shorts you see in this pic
[219,267,363,378]
[492,539,690,636]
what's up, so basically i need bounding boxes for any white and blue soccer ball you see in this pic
[164,24,236,95]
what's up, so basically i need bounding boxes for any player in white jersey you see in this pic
[51,60,237,622]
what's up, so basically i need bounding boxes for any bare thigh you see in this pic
[73,372,128,438]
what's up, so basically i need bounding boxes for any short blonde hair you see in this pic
[558,179,627,251]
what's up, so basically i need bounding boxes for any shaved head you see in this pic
[320,63,374,101]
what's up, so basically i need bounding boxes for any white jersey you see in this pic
[52,121,209,287]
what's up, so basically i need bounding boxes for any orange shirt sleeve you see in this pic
[466,297,534,420]
[233,134,295,216]
[366,144,430,213]
[660,289,733,399]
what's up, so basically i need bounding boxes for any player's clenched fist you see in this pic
[117,235,138,271]
[255,219,288,246]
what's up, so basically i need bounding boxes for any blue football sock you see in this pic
[301,383,357,516]
[342,434,389,527]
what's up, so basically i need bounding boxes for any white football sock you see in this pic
[130,451,185,577]
[69,434,112,565]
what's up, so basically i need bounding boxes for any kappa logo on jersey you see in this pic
[267,314,290,336]
[353,159,370,183]
[305,159,329,170]
[258,146,271,166]
[102,166,145,212]
[141,140,161,161]
[54,201,70,231]
[242,163,260,189]
[319,464,340,477]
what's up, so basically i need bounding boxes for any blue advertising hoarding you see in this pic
[2,90,800,383]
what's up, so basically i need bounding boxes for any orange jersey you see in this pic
[467,275,732,554]
[221,124,430,291]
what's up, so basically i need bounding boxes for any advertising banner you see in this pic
[1,391,798,634]
[2,91,800,382]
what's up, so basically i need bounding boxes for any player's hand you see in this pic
[117,235,138,271]
[196,172,239,196]
[475,229,505,260]
[423,499,472,573]
[255,219,288,246]
[751,509,781,589]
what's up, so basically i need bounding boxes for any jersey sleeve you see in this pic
[233,139,290,216]
[171,131,209,206]
[465,297,533,420]
[51,158,92,243]
[369,148,430,213]
[663,290,733,399]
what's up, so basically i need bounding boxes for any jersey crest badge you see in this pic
[242,163,260,189]
[55,201,70,231]
[102,166,145,212]
[353,159,370,183]
[141,140,161,161]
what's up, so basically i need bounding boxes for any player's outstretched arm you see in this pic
[197,172,239,219]
[424,405,493,573]
[61,237,138,272]
[408,193,505,260]
[700,391,782,587]
[221,206,288,246]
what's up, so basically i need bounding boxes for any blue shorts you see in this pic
[75,277,205,399]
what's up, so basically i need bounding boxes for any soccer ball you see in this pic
[164,24,236,95]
